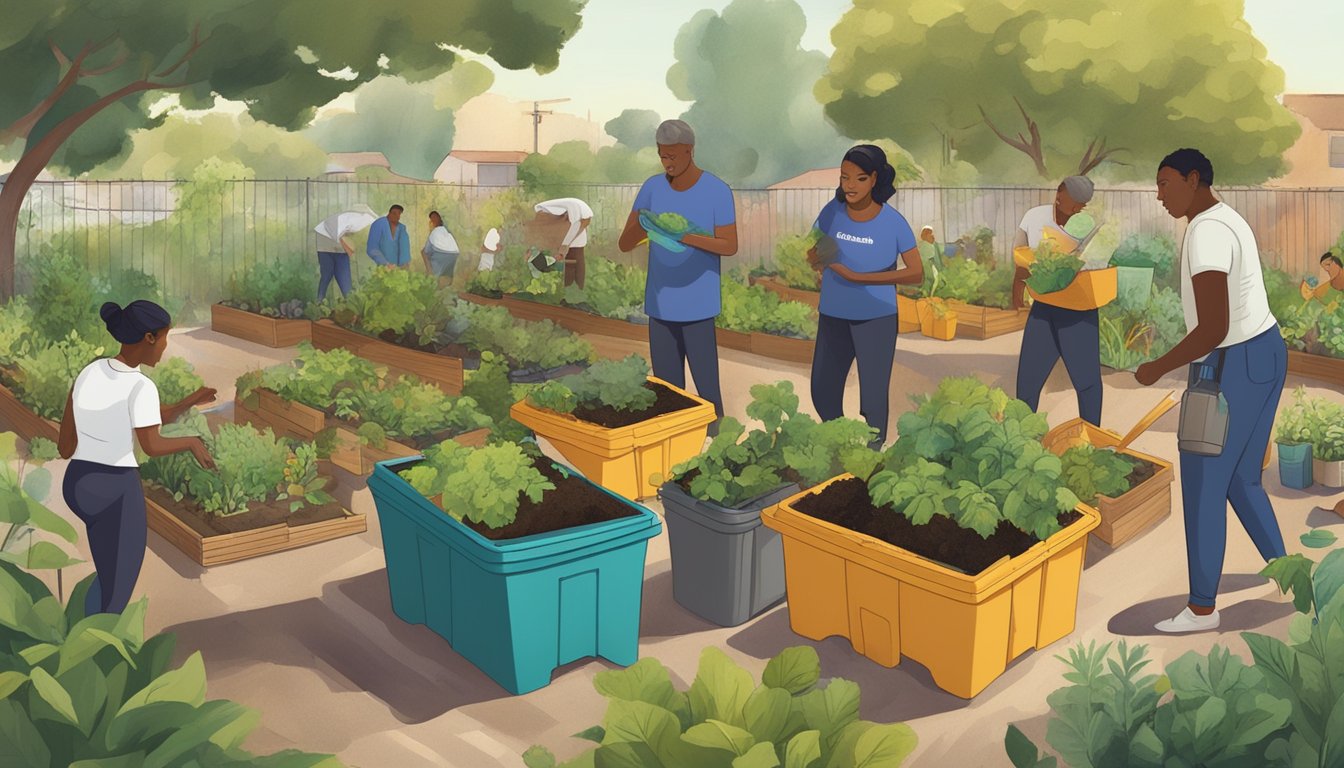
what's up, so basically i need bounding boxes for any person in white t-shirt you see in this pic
[534,197,594,288]
[58,301,216,616]
[1135,148,1287,634]
[420,210,461,285]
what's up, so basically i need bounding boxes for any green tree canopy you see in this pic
[91,111,330,179]
[604,109,662,149]
[0,0,586,296]
[307,61,495,180]
[819,0,1301,184]
[517,140,660,193]
[668,0,856,187]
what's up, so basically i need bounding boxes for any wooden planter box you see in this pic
[749,276,820,310]
[716,327,753,353]
[749,332,814,365]
[1288,350,1344,386]
[210,304,312,348]
[311,320,464,395]
[0,381,60,443]
[1088,450,1174,547]
[946,301,1028,340]
[461,293,649,342]
[146,495,365,567]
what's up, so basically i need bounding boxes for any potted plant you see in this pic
[657,381,876,626]
[1275,387,1314,490]
[522,646,917,768]
[1303,395,1344,489]
[140,413,364,566]
[367,439,662,695]
[212,258,316,347]
[918,296,958,340]
[762,377,1099,698]
[511,355,715,500]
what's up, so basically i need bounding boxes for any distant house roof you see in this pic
[769,168,839,190]
[447,150,530,165]
[1283,94,1344,131]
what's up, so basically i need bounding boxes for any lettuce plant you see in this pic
[931,257,990,304]
[1060,444,1139,503]
[400,440,553,529]
[720,278,817,339]
[454,302,594,371]
[336,376,492,443]
[1025,243,1083,295]
[330,267,454,346]
[773,230,822,291]
[528,355,656,415]
[523,646,916,768]
[224,257,317,316]
[577,257,647,319]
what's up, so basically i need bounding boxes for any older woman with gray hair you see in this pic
[1012,175,1104,425]
[618,119,738,435]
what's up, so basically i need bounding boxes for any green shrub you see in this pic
[256,342,378,409]
[400,440,553,529]
[774,231,822,291]
[27,247,107,345]
[12,331,106,420]
[0,297,37,368]
[523,646,916,768]
[225,257,317,316]
[455,302,593,370]
[1110,233,1177,281]
[462,352,534,445]
[931,257,991,304]
[579,257,647,319]
[528,355,655,415]
[144,356,205,407]
[331,267,453,346]
[720,278,817,339]
[337,376,493,442]
[95,267,164,311]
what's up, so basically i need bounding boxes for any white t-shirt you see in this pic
[315,213,345,252]
[70,359,162,467]
[1019,204,1105,270]
[1180,202,1276,348]
[534,198,594,248]
[422,226,459,255]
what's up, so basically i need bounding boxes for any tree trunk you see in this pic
[0,169,33,299]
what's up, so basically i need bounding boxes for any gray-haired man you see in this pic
[618,119,738,434]
[1012,175,1104,425]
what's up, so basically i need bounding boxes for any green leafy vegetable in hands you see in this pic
[648,211,692,234]
[1060,444,1138,502]
[527,355,655,415]
[1024,244,1083,295]
[401,440,553,529]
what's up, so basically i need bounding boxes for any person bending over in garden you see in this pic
[1012,175,1103,425]
[314,206,375,301]
[534,197,593,288]
[1135,148,1287,634]
[421,210,461,286]
[807,145,923,449]
[58,301,217,616]
[618,119,737,435]
[367,204,411,268]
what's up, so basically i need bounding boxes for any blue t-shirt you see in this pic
[633,172,736,322]
[815,200,917,321]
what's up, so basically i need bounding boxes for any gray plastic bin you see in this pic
[659,481,798,627]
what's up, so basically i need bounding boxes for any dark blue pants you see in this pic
[318,251,352,301]
[1016,303,1103,425]
[648,317,724,418]
[62,461,146,616]
[1182,327,1287,607]
[811,313,898,443]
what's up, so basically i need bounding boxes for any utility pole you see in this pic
[523,98,572,154]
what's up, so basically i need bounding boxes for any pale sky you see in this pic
[471,0,1344,128]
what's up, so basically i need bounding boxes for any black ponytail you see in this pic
[836,145,898,205]
[101,300,172,345]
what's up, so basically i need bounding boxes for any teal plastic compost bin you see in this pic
[369,457,662,695]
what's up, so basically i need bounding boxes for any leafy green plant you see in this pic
[455,302,594,371]
[400,440,553,529]
[1110,233,1177,282]
[522,645,916,768]
[11,331,106,420]
[335,376,492,443]
[330,266,454,346]
[1060,444,1138,502]
[144,356,205,409]
[462,351,534,445]
[579,257,648,320]
[931,256,991,304]
[1316,301,1344,358]
[869,377,1077,540]
[1025,243,1083,295]
[255,342,379,411]
[96,266,164,311]
[277,442,335,513]
[720,278,817,339]
[774,230,822,291]
[979,265,1017,309]
[0,297,37,368]
[225,257,317,316]
[666,381,877,509]
[26,246,108,345]
[528,355,655,415]
[143,415,297,517]
[0,432,82,578]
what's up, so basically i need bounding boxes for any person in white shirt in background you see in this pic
[58,301,217,616]
[1135,148,1288,634]
[421,210,461,286]
[314,206,376,301]
[534,197,594,288]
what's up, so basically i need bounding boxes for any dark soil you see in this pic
[462,460,640,541]
[1123,458,1158,492]
[794,477,1082,575]
[568,381,701,429]
[145,484,347,537]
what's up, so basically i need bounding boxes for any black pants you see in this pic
[811,313,898,443]
[1016,302,1103,425]
[62,461,146,616]
[648,317,724,419]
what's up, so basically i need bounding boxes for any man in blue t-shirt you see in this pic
[618,120,737,434]
[366,204,411,267]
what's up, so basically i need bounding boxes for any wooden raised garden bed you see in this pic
[0,380,60,444]
[749,332,814,365]
[210,304,312,348]
[749,275,820,310]
[716,327,753,353]
[460,293,649,342]
[311,320,465,395]
[145,491,366,567]
[1287,350,1344,386]
[946,301,1028,340]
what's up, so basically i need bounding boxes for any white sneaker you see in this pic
[1155,607,1220,634]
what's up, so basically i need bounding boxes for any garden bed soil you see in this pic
[146,484,347,538]
[794,477,1081,575]
[568,381,701,429]
[1123,458,1158,489]
[457,460,640,541]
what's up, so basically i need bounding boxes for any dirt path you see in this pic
[16,325,1343,768]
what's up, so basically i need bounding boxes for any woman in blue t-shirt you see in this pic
[808,145,923,447]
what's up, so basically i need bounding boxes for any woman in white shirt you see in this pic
[421,210,461,285]
[58,301,216,616]
[1135,149,1287,634]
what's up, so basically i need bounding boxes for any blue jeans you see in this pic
[62,461,146,616]
[812,313,898,443]
[1181,327,1287,607]
[318,251,352,301]
[1016,302,1102,425]
[648,317,723,419]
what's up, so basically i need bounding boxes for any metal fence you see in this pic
[13,178,1344,309]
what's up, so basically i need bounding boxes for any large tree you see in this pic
[604,109,662,150]
[91,111,330,179]
[668,0,855,187]
[818,0,1301,184]
[0,0,584,297]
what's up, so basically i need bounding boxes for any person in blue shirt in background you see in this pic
[366,204,411,268]
[618,120,737,435]
[808,145,924,448]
